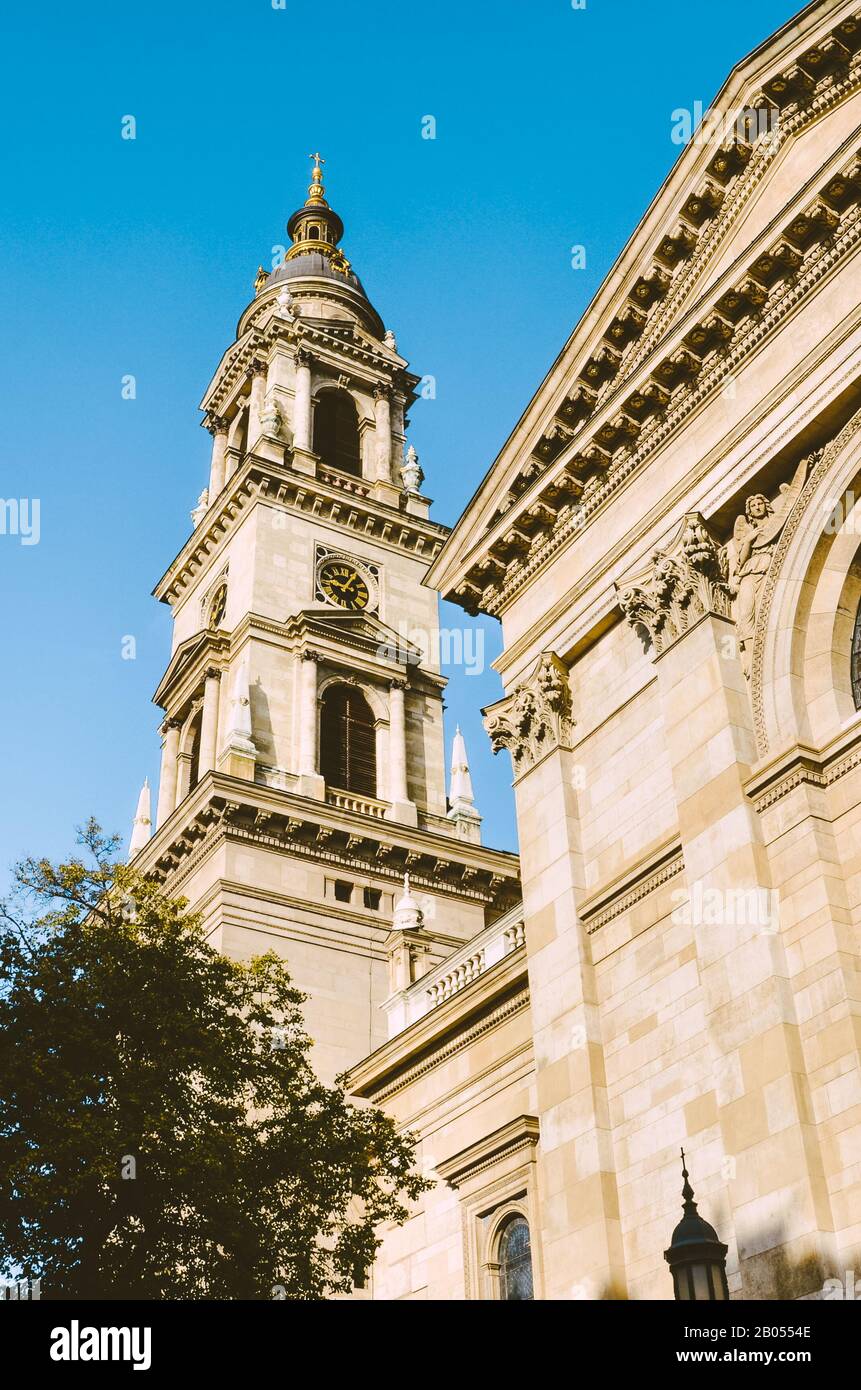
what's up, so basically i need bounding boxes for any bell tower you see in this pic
[132,159,520,1081]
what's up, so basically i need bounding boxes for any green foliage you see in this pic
[0,820,430,1300]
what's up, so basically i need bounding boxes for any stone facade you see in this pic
[130,1,861,1301]
[351,0,861,1300]
[133,159,520,1086]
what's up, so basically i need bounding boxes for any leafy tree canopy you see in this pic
[0,820,429,1299]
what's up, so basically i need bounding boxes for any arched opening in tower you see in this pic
[314,389,362,477]
[320,684,376,797]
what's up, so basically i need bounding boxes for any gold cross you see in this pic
[308,151,325,170]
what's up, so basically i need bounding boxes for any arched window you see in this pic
[314,389,362,477]
[320,685,376,796]
[852,596,861,709]
[498,1216,534,1301]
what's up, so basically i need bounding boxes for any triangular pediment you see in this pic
[152,629,228,709]
[429,1,861,612]
[632,80,861,363]
[288,609,425,667]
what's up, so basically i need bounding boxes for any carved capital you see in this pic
[301,649,322,664]
[160,716,183,737]
[617,512,732,657]
[389,678,408,692]
[483,651,574,775]
[204,665,222,682]
[374,381,392,402]
[294,347,313,369]
[205,413,229,437]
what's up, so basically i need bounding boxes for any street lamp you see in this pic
[664,1148,729,1300]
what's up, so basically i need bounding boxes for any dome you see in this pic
[242,156,385,337]
[267,251,369,300]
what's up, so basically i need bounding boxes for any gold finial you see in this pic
[306,150,326,204]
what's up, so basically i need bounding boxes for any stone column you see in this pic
[386,680,417,825]
[198,667,221,777]
[618,513,833,1298]
[293,349,313,460]
[246,358,267,453]
[297,652,325,799]
[373,384,392,481]
[372,383,401,505]
[485,652,625,1300]
[225,402,247,482]
[206,415,229,499]
[156,718,181,827]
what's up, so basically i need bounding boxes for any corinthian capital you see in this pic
[616,512,732,657]
[483,652,573,775]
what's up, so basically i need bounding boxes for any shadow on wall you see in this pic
[593,1233,861,1301]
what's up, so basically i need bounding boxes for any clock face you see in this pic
[209,582,227,627]
[318,560,370,611]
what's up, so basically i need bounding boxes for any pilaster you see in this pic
[485,652,626,1299]
[618,513,835,1297]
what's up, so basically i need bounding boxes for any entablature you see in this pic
[136,772,521,915]
[430,9,861,619]
[152,628,230,716]
[153,456,449,607]
[200,309,421,421]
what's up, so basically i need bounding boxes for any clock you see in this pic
[318,559,370,611]
[209,581,228,627]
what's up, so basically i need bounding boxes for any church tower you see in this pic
[133,158,520,1082]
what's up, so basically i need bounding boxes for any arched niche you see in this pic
[753,407,861,756]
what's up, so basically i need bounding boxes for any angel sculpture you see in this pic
[724,454,812,678]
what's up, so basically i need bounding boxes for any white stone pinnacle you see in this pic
[393,872,423,931]
[449,725,475,809]
[128,777,152,860]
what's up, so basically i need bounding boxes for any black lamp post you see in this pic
[664,1148,729,1300]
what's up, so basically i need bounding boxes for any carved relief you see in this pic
[483,652,573,774]
[618,513,732,656]
[724,453,815,676]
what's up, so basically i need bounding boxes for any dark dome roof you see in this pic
[669,1206,722,1249]
[268,252,369,299]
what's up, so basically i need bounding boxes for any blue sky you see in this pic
[0,0,802,877]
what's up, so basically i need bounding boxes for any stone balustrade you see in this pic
[384,905,526,1038]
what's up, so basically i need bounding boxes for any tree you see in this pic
[0,821,429,1300]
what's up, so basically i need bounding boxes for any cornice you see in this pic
[436,1114,540,1189]
[746,718,861,811]
[202,308,421,418]
[153,456,449,606]
[494,300,861,684]
[236,608,446,695]
[135,772,521,912]
[579,840,685,935]
[152,629,230,713]
[430,15,861,617]
[348,968,530,1103]
[466,172,861,618]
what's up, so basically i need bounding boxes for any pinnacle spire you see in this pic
[285,153,350,275]
[680,1148,697,1214]
[128,777,152,860]
[449,725,475,807]
[305,151,328,206]
[447,726,482,844]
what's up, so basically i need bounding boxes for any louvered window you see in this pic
[320,686,376,797]
[314,389,361,477]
